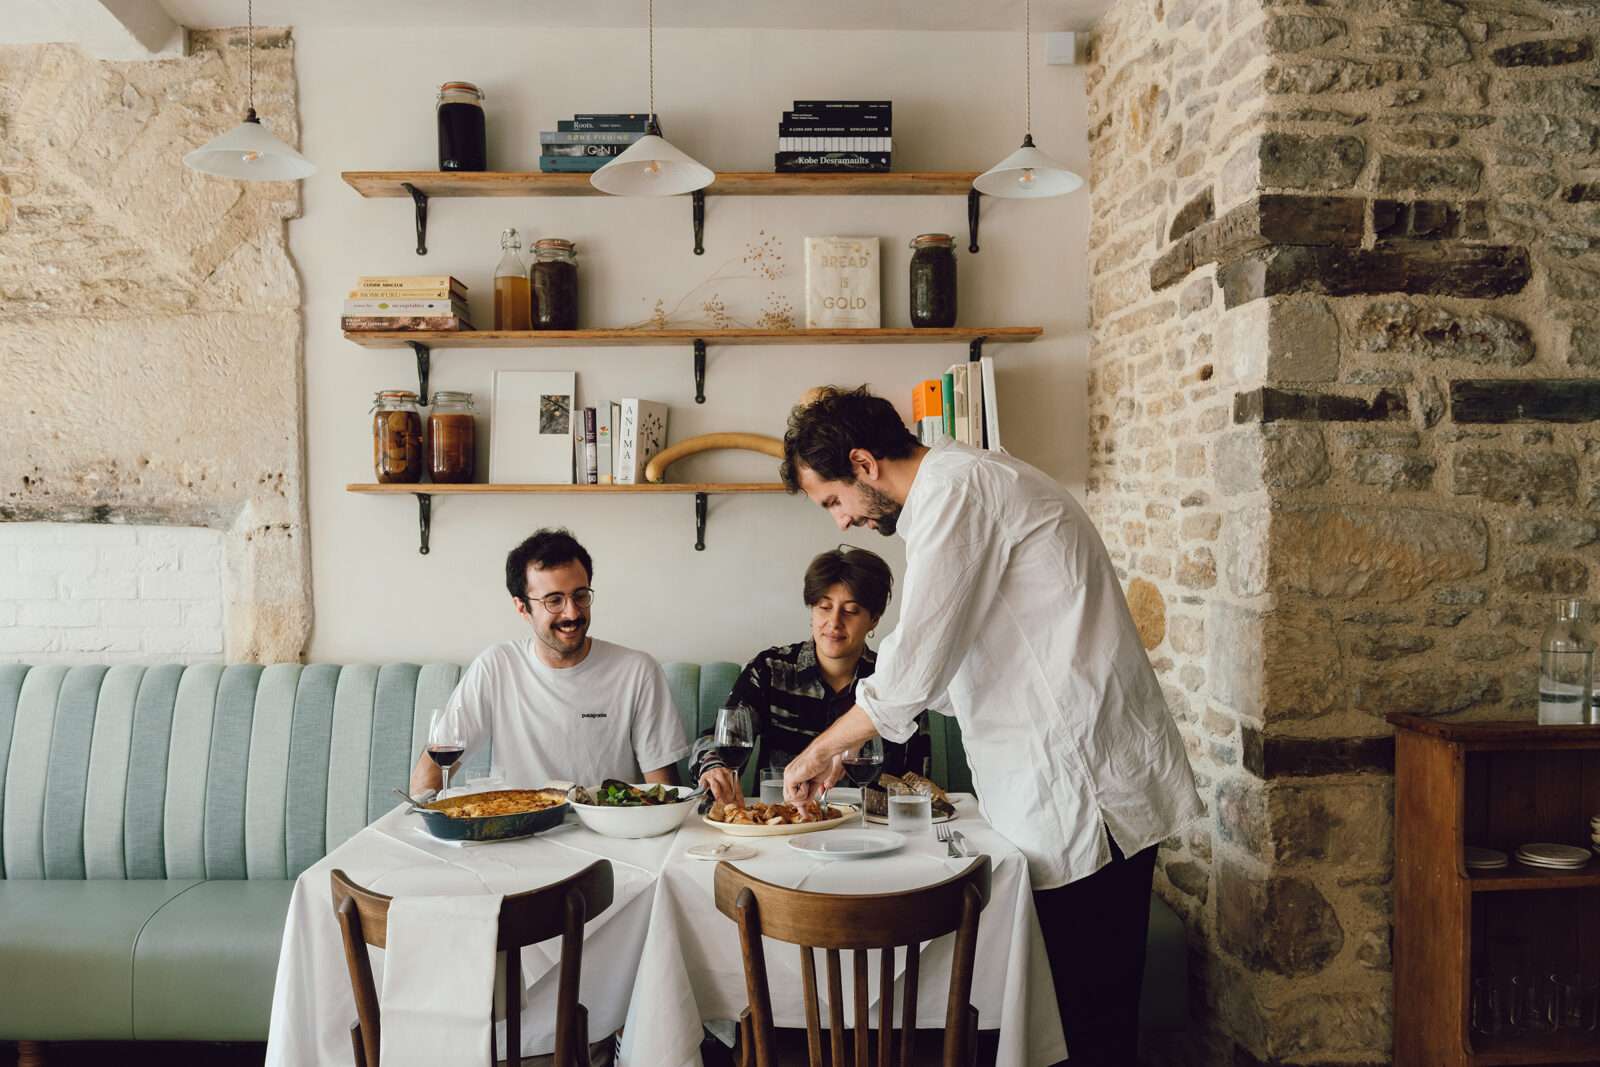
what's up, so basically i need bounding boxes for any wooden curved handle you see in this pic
[645,432,784,484]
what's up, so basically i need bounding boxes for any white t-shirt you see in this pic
[436,637,689,787]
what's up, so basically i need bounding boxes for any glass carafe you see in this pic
[1539,598,1594,724]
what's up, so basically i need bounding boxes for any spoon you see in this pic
[391,787,431,813]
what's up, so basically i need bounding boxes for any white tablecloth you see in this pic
[265,804,675,1066]
[619,799,1067,1067]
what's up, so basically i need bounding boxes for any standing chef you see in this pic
[779,386,1201,1067]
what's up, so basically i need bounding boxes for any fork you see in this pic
[936,822,961,858]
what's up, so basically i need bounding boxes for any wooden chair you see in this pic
[714,856,992,1067]
[330,860,614,1067]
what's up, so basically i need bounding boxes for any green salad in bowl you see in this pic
[567,779,701,837]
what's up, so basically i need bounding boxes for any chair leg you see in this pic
[17,1041,45,1067]
[737,1010,754,1067]
[350,1021,366,1066]
[572,1003,590,1067]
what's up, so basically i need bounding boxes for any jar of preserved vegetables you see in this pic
[531,238,579,330]
[372,390,423,484]
[428,391,477,484]
[909,233,957,328]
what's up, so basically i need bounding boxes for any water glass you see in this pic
[1519,974,1559,1033]
[887,793,932,835]
[468,764,505,791]
[1472,977,1505,1037]
[1560,975,1600,1031]
[759,768,786,806]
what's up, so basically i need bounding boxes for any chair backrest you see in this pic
[330,859,614,1067]
[714,857,991,1067]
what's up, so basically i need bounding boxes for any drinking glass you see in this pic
[713,704,756,796]
[1519,974,1559,1033]
[1472,977,1504,1037]
[840,737,885,824]
[759,768,786,806]
[1540,598,1594,724]
[888,793,933,835]
[426,708,465,798]
[1560,974,1600,1032]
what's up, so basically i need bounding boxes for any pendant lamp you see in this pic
[184,0,315,181]
[973,0,1081,199]
[591,0,713,197]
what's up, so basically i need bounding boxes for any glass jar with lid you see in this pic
[372,390,424,484]
[428,391,477,484]
[437,81,486,171]
[909,233,957,328]
[531,238,579,330]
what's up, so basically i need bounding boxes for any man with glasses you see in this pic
[409,528,687,795]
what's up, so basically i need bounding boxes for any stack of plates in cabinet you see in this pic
[1515,842,1592,870]
[1590,813,1600,856]
[1465,846,1508,871]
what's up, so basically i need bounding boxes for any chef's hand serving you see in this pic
[783,749,843,806]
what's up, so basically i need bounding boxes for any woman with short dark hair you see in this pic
[689,546,928,805]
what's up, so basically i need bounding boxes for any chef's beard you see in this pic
[860,483,902,537]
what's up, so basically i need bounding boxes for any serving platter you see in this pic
[704,805,859,837]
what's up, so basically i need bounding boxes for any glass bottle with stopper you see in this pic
[493,227,532,331]
[1539,598,1594,724]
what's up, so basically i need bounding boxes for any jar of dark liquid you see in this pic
[372,390,423,483]
[909,233,957,328]
[437,82,486,172]
[531,239,579,330]
[428,391,477,483]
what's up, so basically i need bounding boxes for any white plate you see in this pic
[1465,846,1507,866]
[705,805,858,837]
[1517,842,1592,864]
[865,808,957,825]
[786,830,904,859]
[685,843,759,861]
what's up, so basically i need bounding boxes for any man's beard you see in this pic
[860,483,902,536]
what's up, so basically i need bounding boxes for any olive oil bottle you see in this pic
[493,227,532,331]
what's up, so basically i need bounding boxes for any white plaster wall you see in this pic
[0,523,224,663]
[294,27,1090,665]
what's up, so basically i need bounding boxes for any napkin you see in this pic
[379,893,503,1067]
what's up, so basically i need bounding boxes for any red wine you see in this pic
[841,756,883,787]
[714,744,753,772]
[427,744,465,769]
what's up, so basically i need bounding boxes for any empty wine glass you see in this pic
[426,708,465,798]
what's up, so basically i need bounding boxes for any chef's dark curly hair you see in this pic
[780,386,920,492]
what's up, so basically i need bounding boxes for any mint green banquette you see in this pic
[0,662,1185,1046]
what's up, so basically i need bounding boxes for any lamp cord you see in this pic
[247,0,255,114]
[648,0,655,124]
[1024,0,1031,136]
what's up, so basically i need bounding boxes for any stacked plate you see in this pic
[1515,842,1592,870]
[1465,846,1508,871]
[1590,813,1600,856]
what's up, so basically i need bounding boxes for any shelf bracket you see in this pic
[692,339,707,404]
[415,493,432,555]
[694,492,708,551]
[969,337,985,363]
[967,188,982,254]
[691,190,706,256]
[403,182,429,256]
[407,341,431,404]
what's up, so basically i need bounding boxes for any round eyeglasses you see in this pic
[526,588,595,614]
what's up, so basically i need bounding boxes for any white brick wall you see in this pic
[0,523,225,665]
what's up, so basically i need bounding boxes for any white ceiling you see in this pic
[7,0,1114,41]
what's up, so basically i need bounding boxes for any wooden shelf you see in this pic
[343,170,981,198]
[346,483,784,494]
[1466,861,1600,892]
[343,326,1042,350]
[1389,714,1600,751]
[1470,1030,1600,1065]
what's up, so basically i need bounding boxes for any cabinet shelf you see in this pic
[348,483,788,556]
[346,327,1040,406]
[1470,1030,1600,1065]
[1464,863,1600,892]
[342,170,989,256]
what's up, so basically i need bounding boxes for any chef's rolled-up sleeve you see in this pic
[855,485,1008,743]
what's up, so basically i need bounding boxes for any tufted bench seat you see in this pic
[0,661,1187,1050]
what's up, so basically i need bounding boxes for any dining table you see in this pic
[264,792,1067,1067]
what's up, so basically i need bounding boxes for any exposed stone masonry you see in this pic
[1085,0,1598,1062]
[0,30,308,661]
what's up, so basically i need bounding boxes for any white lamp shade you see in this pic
[184,117,316,181]
[973,140,1083,199]
[590,133,714,196]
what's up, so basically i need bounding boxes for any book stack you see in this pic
[540,113,655,173]
[342,276,472,332]
[776,100,891,173]
[912,357,1001,450]
[573,399,668,484]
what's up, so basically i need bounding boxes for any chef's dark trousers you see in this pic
[1033,834,1158,1067]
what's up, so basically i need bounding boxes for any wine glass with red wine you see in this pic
[712,704,755,803]
[840,737,885,824]
[426,708,465,799]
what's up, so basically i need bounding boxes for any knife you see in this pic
[950,829,975,858]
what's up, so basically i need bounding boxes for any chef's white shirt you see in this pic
[437,637,689,788]
[855,440,1203,889]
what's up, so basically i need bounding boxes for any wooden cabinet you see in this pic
[1390,714,1600,1066]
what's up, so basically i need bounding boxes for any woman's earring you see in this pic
[868,630,876,639]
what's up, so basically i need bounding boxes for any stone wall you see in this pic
[0,28,308,661]
[1085,0,1598,1062]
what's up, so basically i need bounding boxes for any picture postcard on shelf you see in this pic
[804,236,880,329]
[490,370,576,484]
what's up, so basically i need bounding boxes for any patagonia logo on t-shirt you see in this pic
[579,712,607,720]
